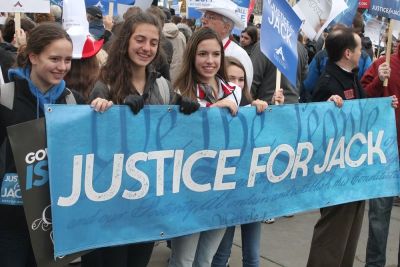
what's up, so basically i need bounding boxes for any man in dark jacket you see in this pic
[307,27,366,267]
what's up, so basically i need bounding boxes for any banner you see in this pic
[1,0,50,12]
[45,98,399,256]
[260,0,302,87]
[7,119,85,267]
[293,0,348,40]
[84,0,151,16]
[369,0,400,20]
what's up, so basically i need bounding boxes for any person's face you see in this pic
[349,34,362,69]
[227,64,245,89]
[201,11,228,38]
[195,38,221,83]
[29,38,72,91]
[128,23,159,69]
[240,32,252,47]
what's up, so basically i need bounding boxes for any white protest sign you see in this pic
[0,66,4,85]
[293,0,348,40]
[0,0,50,13]
[117,0,152,17]
[364,17,387,46]
[392,19,400,40]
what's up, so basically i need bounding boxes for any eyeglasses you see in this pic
[202,13,221,21]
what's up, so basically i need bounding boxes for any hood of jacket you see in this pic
[163,22,180,38]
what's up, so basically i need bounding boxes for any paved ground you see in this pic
[148,202,400,267]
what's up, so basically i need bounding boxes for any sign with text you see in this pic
[293,0,348,40]
[260,0,302,86]
[369,0,400,20]
[359,0,371,9]
[7,119,85,267]
[45,99,400,256]
[1,0,50,12]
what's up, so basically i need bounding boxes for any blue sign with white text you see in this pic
[45,99,399,256]
[369,0,400,20]
[260,0,302,87]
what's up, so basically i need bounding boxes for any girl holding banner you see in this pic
[0,22,111,267]
[169,27,243,267]
[211,56,283,267]
[83,10,198,267]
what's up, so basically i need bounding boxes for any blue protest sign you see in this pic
[369,0,400,20]
[85,0,135,16]
[260,0,302,87]
[45,99,399,256]
[331,0,359,27]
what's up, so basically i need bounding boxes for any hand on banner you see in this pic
[13,29,26,48]
[392,95,398,108]
[176,95,200,115]
[103,15,113,32]
[90,97,113,112]
[124,94,144,114]
[378,62,391,82]
[272,89,285,105]
[251,99,269,113]
[211,99,238,116]
[327,95,343,108]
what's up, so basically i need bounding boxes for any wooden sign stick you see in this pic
[275,70,281,105]
[14,12,21,32]
[108,1,114,18]
[384,19,394,87]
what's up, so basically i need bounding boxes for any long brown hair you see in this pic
[64,57,99,102]
[99,10,162,104]
[225,56,253,103]
[174,27,227,100]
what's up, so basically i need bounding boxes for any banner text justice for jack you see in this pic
[45,98,400,256]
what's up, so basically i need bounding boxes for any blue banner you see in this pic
[369,0,400,20]
[45,98,400,256]
[331,0,359,27]
[260,0,302,87]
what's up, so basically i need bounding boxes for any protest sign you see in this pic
[0,67,4,85]
[392,19,400,40]
[330,0,359,27]
[364,17,387,46]
[117,0,152,16]
[359,0,371,9]
[369,0,400,21]
[1,0,50,13]
[368,0,400,85]
[7,119,85,267]
[260,0,301,87]
[45,99,399,256]
[293,0,348,40]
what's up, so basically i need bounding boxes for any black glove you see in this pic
[124,94,144,115]
[177,95,200,115]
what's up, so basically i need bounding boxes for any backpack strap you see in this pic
[0,82,15,110]
[65,88,77,104]
[156,77,170,104]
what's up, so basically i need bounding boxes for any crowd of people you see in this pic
[0,1,399,267]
